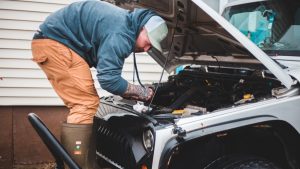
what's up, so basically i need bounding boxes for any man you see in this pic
[31,1,168,168]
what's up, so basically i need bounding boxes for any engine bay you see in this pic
[99,65,287,120]
[146,66,282,116]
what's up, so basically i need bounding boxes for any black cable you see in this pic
[133,52,145,88]
[133,53,135,84]
[211,55,221,71]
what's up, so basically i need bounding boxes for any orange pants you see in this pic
[31,39,100,124]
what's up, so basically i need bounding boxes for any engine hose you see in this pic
[153,82,177,93]
[168,87,200,110]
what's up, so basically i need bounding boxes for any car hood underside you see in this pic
[118,0,294,89]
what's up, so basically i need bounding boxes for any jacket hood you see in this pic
[128,8,156,40]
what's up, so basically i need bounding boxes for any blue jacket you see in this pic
[39,1,155,95]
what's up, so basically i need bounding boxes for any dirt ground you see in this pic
[13,163,56,169]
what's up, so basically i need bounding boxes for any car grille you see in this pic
[94,118,136,169]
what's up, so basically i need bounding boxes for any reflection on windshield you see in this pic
[223,0,300,55]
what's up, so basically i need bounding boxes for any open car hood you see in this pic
[118,0,294,89]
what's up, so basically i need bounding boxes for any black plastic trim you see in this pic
[27,113,81,169]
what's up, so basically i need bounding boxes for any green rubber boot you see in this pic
[61,123,96,169]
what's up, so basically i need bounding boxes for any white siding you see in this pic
[0,0,168,106]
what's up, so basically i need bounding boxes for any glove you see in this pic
[121,83,154,102]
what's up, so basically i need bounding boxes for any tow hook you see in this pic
[173,126,186,141]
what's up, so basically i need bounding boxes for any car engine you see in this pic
[148,66,282,116]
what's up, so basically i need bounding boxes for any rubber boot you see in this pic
[61,122,96,169]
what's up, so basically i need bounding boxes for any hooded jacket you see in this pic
[39,1,156,95]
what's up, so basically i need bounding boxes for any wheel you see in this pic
[204,155,282,169]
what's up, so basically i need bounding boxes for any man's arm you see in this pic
[122,82,153,101]
[96,33,153,101]
[96,34,131,95]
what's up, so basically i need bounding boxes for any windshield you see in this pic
[223,0,300,56]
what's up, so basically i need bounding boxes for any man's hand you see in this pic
[122,83,154,102]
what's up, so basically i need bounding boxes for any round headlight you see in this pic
[142,129,154,152]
